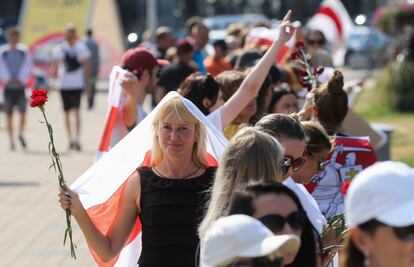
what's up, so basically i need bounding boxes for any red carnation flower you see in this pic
[30,89,48,107]
[341,181,351,196]
[299,69,308,77]
[295,40,305,49]
[291,51,301,60]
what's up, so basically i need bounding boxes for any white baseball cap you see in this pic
[345,161,414,228]
[200,214,301,267]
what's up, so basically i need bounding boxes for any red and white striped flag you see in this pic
[70,91,228,266]
[306,0,354,50]
[247,26,296,63]
[96,66,129,159]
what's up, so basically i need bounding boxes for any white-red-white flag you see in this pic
[71,92,228,266]
[307,0,354,49]
[246,26,296,63]
[96,66,128,159]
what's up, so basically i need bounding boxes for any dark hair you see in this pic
[268,88,297,114]
[250,74,273,124]
[228,181,321,267]
[234,49,262,70]
[255,113,306,142]
[301,121,332,156]
[305,30,327,46]
[213,39,227,51]
[313,70,348,131]
[179,72,220,115]
[343,219,383,267]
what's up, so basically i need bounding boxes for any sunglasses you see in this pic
[281,156,305,176]
[393,225,414,240]
[306,39,324,46]
[259,211,305,233]
[230,256,283,267]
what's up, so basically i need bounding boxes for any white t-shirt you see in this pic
[207,107,223,133]
[52,40,91,90]
[283,176,326,234]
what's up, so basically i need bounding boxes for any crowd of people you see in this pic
[1,8,413,267]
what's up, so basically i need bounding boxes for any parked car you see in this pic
[344,26,391,69]
[204,13,269,41]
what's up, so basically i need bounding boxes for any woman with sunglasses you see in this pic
[285,121,332,234]
[255,113,306,180]
[228,181,321,267]
[198,127,285,238]
[304,30,333,68]
[343,161,414,267]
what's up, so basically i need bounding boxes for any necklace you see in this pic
[153,166,201,179]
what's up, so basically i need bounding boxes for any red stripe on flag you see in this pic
[318,6,343,40]
[98,107,120,152]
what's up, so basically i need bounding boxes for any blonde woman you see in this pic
[59,95,225,267]
[199,127,285,238]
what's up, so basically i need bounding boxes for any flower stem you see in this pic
[40,106,76,259]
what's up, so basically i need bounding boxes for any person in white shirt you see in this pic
[0,26,33,150]
[51,24,91,151]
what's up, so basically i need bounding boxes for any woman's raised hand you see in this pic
[278,10,295,44]
[58,185,83,216]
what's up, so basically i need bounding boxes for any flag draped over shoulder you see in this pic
[306,0,354,49]
[71,91,228,266]
[309,136,377,220]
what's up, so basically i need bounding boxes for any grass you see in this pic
[353,66,414,165]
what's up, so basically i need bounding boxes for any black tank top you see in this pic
[137,166,215,267]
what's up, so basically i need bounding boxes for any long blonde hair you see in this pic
[151,96,208,167]
[198,127,284,238]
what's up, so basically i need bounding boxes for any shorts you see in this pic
[60,89,83,111]
[4,89,27,114]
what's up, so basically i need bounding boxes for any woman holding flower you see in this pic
[58,96,219,266]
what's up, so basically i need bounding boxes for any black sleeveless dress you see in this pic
[137,166,216,267]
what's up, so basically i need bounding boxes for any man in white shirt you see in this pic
[51,24,91,151]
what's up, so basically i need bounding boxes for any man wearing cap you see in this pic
[110,47,167,147]
[156,39,196,103]
[51,24,91,151]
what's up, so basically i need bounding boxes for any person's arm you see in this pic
[220,10,295,127]
[59,171,141,262]
[120,73,141,129]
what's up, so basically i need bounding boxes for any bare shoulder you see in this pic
[124,171,141,212]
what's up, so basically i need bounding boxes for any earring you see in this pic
[363,251,370,267]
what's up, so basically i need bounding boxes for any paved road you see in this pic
[0,90,107,266]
